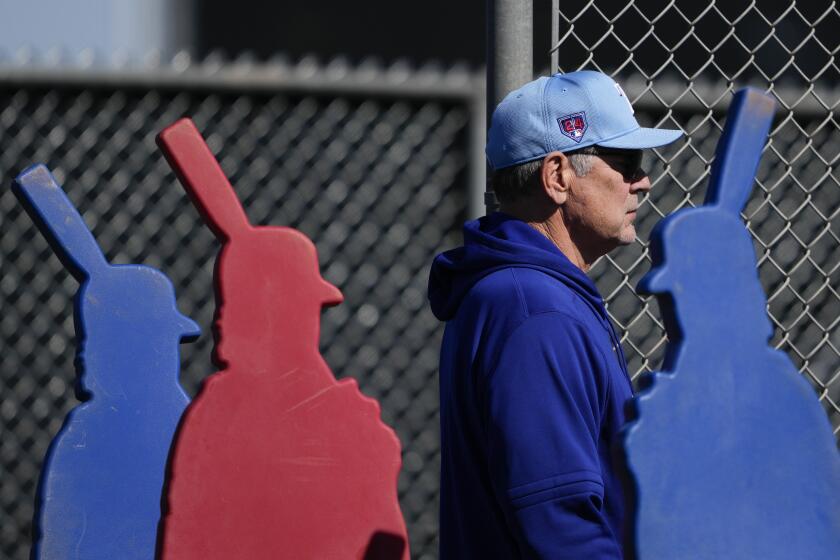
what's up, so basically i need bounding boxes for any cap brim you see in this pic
[598,127,683,150]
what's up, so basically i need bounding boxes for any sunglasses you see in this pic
[570,147,645,180]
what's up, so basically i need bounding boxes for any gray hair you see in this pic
[490,148,596,204]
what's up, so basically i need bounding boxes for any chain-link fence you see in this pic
[553,0,840,433]
[0,64,481,560]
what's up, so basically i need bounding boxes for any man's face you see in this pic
[564,148,651,255]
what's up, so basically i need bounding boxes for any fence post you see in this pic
[550,0,559,73]
[468,90,488,219]
[485,0,533,213]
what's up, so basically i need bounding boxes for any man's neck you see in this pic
[526,217,591,272]
[499,202,594,272]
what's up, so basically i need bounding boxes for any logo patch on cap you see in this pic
[558,112,588,143]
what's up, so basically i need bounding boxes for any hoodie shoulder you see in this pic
[463,268,529,321]
[508,267,595,319]
[461,267,592,327]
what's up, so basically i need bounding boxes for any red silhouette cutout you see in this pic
[156,119,409,560]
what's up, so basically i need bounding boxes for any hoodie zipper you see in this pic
[599,304,634,392]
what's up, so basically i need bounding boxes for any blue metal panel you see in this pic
[14,165,199,559]
[621,89,840,559]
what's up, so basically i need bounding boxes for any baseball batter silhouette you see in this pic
[621,89,840,559]
[156,119,408,560]
[14,165,199,560]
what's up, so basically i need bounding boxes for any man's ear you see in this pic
[541,151,573,205]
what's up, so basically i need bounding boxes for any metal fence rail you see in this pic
[552,0,840,432]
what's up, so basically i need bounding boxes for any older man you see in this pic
[428,71,682,558]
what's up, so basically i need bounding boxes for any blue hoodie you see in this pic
[429,213,633,559]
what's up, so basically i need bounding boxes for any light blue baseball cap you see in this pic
[486,71,683,170]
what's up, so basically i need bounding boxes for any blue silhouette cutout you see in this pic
[621,89,840,559]
[14,165,200,560]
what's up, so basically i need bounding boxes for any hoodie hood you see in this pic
[429,212,606,321]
